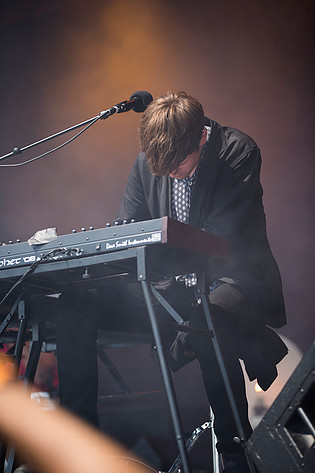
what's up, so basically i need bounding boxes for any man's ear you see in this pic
[199,128,208,148]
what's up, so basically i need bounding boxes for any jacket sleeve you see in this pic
[117,154,151,222]
[202,145,264,238]
[202,143,286,328]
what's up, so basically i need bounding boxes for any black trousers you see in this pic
[56,279,253,454]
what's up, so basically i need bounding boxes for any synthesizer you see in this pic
[0,217,226,273]
[0,217,227,297]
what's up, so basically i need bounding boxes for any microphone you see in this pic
[98,91,153,121]
[116,91,153,113]
[0,91,154,164]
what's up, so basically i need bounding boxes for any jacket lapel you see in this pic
[156,176,172,217]
[189,120,225,228]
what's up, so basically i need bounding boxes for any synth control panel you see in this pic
[0,218,168,271]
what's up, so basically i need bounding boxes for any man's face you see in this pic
[169,128,207,180]
[169,149,202,180]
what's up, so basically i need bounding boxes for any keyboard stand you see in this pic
[0,240,255,473]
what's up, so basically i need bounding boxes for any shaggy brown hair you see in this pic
[138,92,205,175]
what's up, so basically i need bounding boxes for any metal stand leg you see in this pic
[13,300,28,373]
[23,310,44,387]
[140,279,192,473]
[23,341,43,386]
[198,272,256,473]
[97,347,132,395]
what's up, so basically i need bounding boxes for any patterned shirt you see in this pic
[171,126,211,223]
[171,126,211,288]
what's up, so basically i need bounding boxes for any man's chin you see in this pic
[170,173,188,180]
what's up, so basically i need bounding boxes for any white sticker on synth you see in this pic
[151,232,162,242]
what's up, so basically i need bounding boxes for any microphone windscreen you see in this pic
[129,91,153,112]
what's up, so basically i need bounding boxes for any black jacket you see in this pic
[118,119,286,329]
[118,119,287,389]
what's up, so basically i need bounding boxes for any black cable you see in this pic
[0,116,100,168]
[0,247,69,306]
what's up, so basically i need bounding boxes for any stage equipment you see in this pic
[247,341,315,473]
[0,91,153,164]
[0,217,254,473]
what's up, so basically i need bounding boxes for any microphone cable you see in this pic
[0,116,100,168]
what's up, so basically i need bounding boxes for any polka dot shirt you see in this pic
[171,126,211,223]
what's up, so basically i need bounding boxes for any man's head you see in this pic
[138,91,207,177]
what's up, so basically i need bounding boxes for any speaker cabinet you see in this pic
[247,341,315,473]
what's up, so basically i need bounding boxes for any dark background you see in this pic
[0,0,314,469]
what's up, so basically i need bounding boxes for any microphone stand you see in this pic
[0,101,130,164]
